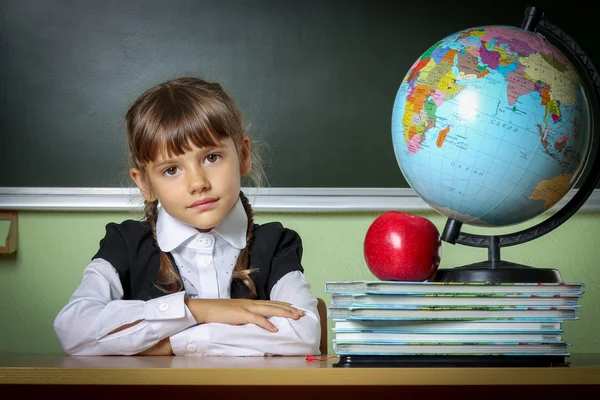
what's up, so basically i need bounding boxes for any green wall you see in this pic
[0,209,598,354]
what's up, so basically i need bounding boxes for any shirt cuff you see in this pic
[170,324,212,355]
[144,291,188,320]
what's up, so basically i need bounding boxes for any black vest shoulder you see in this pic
[92,220,304,301]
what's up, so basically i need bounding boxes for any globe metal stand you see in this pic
[431,6,600,283]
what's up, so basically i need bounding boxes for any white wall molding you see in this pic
[1,187,599,213]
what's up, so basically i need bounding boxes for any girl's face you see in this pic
[130,137,251,231]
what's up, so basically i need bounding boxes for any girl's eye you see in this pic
[163,167,180,176]
[205,153,221,163]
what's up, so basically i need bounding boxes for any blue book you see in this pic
[328,306,578,320]
[331,293,581,308]
[333,332,563,343]
[331,320,564,334]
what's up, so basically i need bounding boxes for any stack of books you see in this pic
[325,280,584,367]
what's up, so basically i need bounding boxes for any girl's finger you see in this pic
[255,301,305,315]
[248,314,278,332]
[255,300,292,307]
[269,304,303,315]
[252,305,302,320]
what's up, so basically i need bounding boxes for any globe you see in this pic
[390,8,600,283]
[392,24,591,228]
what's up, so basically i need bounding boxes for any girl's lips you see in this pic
[189,199,218,211]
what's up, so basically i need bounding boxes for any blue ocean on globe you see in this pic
[392,25,591,227]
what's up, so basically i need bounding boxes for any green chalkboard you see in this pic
[0,0,596,188]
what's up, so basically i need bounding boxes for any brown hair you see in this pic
[125,77,263,298]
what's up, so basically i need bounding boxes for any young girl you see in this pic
[53,77,321,356]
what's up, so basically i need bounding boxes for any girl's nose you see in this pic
[188,168,210,193]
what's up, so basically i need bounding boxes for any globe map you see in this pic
[392,25,591,227]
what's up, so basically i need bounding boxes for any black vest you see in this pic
[92,220,304,301]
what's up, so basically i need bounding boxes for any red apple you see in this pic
[364,211,441,281]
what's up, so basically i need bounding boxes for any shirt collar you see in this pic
[156,198,248,252]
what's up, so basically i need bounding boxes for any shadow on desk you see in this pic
[3,384,599,399]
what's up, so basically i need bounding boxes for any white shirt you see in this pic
[53,200,321,356]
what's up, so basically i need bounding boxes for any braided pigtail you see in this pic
[144,199,183,294]
[232,191,258,298]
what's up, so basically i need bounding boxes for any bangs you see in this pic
[138,117,224,165]
[130,88,241,166]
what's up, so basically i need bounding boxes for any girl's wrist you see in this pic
[185,297,208,324]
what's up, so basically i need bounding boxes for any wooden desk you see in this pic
[1,353,599,398]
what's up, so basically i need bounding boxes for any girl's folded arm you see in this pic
[53,258,197,355]
[169,271,321,356]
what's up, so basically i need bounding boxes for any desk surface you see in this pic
[1,353,600,386]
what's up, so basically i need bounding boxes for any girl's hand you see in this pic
[185,298,305,332]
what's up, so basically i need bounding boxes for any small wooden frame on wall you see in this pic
[0,211,18,254]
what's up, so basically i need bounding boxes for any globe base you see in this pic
[431,260,563,283]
